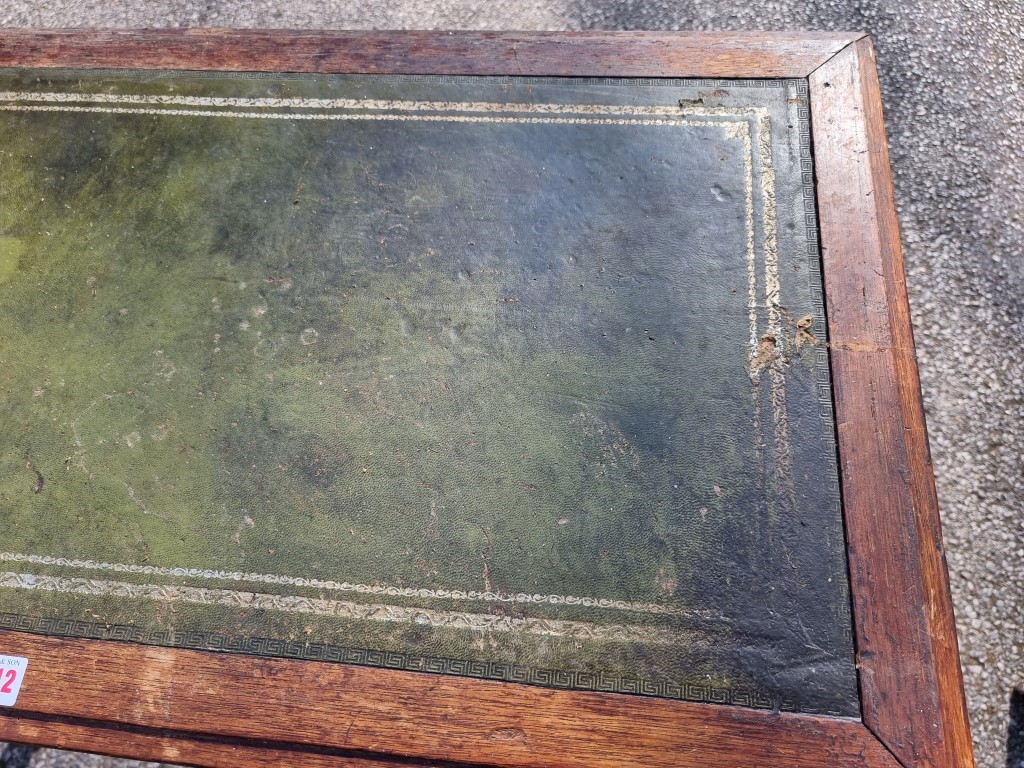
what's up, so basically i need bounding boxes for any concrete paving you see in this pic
[0,2,1021,767]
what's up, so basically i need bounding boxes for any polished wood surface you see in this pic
[810,37,974,768]
[0,28,861,77]
[0,712,447,768]
[0,631,898,768]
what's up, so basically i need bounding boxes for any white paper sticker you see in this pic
[0,655,27,706]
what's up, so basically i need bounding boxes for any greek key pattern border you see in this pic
[791,79,854,649]
[0,611,800,712]
[3,68,798,92]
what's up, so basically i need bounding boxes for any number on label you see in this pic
[0,669,15,694]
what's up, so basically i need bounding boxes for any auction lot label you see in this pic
[0,655,27,706]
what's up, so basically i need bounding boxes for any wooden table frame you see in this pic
[0,30,973,768]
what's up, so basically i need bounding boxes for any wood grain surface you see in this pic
[0,28,863,78]
[0,712,451,768]
[0,630,898,768]
[810,37,974,768]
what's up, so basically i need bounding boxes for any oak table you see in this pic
[0,30,972,768]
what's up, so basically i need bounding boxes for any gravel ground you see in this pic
[0,2,1021,767]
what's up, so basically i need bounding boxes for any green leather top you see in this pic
[0,69,857,715]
